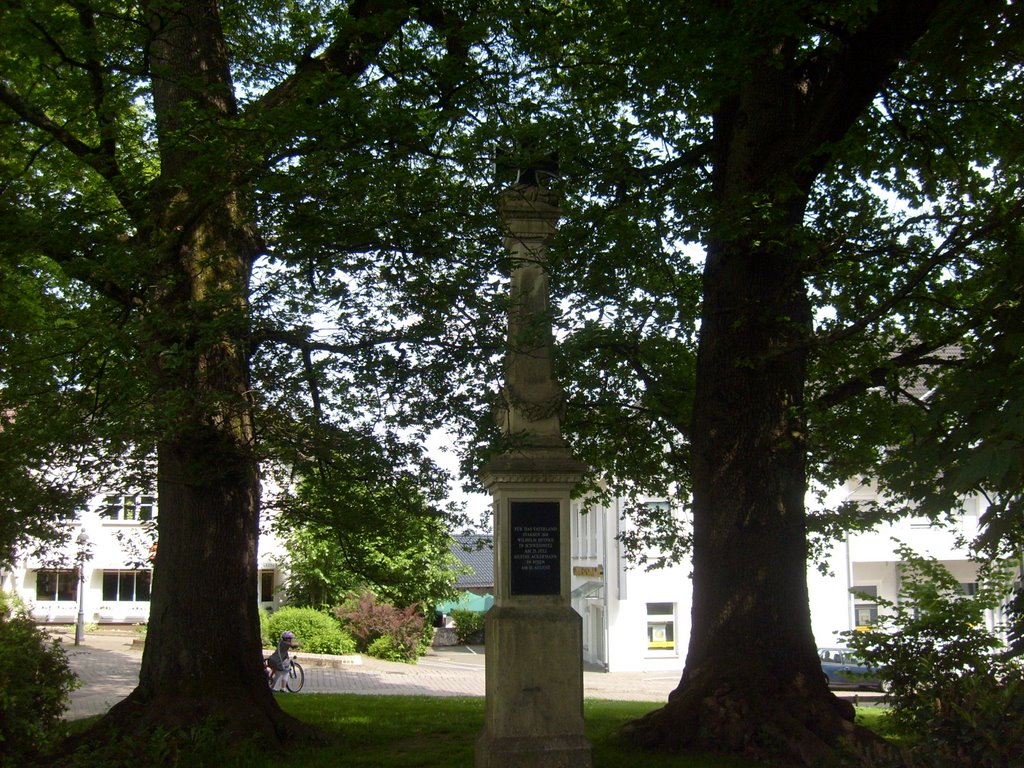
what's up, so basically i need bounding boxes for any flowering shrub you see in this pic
[334,590,429,663]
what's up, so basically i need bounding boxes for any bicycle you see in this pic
[266,656,304,693]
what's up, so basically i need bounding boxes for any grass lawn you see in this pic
[259,695,758,768]
[853,706,898,741]
[65,695,760,767]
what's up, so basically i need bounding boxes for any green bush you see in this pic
[450,608,486,645]
[845,548,1023,767]
[418,623,435,655]
[264,606,357,656]
[367,635,411,663]
[0,590,27,618]
[919,667,1024,768]
[258,608,271,647]
[362,625,434,664]
[0,607,80,766]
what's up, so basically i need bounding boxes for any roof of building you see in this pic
[451,534,493,589]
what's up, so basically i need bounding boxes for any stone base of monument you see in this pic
[475,605,593,768]
[475,733,593,768]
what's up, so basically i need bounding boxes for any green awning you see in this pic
[435,591,494,613]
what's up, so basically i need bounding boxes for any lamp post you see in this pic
[74,531,90,646]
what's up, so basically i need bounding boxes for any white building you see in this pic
[570,497,692,673]
[570,482,1015,674]
[808,479,1009,648]
[1,491,287,625]
[5,480,1013,676]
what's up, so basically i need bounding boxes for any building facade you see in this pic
[1,491,287,625]
[569,496,693,673]
[5,481,1014,676]
[570,483,1015,674]
[807,479,1010,647]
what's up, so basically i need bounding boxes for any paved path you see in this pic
[57,630,880,720]
[57,630,677,719]
[59,631,145,720]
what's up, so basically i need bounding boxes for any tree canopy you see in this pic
[496,1,1023,761]
[0,0,510,744]
[1,0,1021,763]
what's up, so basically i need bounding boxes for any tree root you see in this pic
[41,688,329,767]
[621,669,903,767]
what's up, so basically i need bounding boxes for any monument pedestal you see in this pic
[476,735,592,768]
[475,606,591,768]
[476,454,592,768]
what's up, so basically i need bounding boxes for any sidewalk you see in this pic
[56,629,678,720]
[56,629,880,721]
[54,629,144,721]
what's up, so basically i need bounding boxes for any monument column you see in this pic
[476,175,593,768]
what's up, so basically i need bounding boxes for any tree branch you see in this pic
[815,196,1024,351]
[0,82,114,178]
[70,0,121,172]
[798,0,950,159]
[254,324,495,358]
[0,1,138,217]
[252,0,415,115]
[626,141,713,182]
[812,339,962,411]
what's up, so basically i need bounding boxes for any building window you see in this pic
[587,505,600,556]
[646,602,676,651]
[851,584,878,627]
[260,570,275,603]
[643,501,672,514]
[855,603,878,626]
[102,570,152,601]
[36,569,78,601]
[960,582,978,597]
[578,506,594,558]
[100,494,156,522]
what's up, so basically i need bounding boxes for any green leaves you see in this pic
[271,423,464,608]
[844,546,1021,762]
[1,0,1021,623]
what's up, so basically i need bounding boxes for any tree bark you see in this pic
[94,0,306,743]
[624,80,868,768]
[623,3,953,764]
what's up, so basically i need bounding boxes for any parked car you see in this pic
[817,647,883,691]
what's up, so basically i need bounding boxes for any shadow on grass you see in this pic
[273,696,758,768]
[58,696,765,767]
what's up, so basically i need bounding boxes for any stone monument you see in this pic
[475,169,592,768]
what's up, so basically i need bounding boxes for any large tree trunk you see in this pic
[93,0,306,743]
[624,132,879,768]
[625,205,875,763]
[622,4,952,761]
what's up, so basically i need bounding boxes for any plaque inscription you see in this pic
[509,501,561,596]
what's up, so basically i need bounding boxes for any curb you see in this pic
[265,651,364,668]
[297,653,364,668]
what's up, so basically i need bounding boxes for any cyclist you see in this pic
[267,630,300,691]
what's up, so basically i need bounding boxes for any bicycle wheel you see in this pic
[285,660,304,693]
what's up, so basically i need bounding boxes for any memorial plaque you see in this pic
[509,501,561,596]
